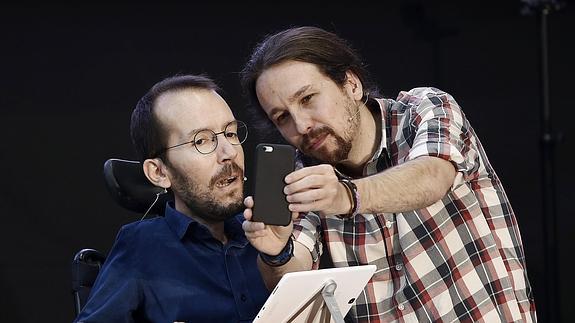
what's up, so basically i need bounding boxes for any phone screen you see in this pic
[252,143,295,226]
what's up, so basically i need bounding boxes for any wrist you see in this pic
[260,236,294,267]
[337,178,360,219]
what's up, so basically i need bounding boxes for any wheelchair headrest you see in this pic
[103,158,172,215]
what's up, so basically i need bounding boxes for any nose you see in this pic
[292,110,314,135]
[216,135,239,163]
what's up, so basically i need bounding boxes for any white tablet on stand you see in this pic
[253,265,377,323]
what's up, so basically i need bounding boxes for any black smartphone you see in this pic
[252,143,296,226]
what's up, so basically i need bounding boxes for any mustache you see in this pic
[209,162,244,187]
[301,126,336,151]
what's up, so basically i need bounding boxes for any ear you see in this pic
[344,70,364,101]
[143,158,171,189]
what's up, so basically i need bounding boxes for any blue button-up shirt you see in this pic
[75,203,269,322]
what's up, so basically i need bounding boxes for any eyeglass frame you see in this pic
[155,120,248,156]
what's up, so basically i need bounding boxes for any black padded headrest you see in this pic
[103,158,172,215]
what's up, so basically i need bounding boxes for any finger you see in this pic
[243,207,253,221]
[288,202,316,213]
[285,173,330,195]
[285,164,334,184]
[292,211,303,220]
[244,196,254,208]
[285,165,326,184]
[286,189,323,204]
[242,220,265,233]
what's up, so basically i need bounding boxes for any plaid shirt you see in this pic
[293,87,536,322]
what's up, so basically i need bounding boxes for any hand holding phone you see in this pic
[252,143,295,226]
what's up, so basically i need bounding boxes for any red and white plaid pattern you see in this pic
[293,88,537,322]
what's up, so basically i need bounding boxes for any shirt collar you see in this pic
[164,202,248,246]
[366,97,388,164]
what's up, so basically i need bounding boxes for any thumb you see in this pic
[291,211,302,221]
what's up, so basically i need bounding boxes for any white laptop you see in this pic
[253,265,377,323]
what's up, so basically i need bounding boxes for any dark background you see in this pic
[1,1,573,322]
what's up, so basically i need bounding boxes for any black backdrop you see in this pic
[0,2,573,322]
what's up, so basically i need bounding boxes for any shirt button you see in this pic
[398,303,405,311]
[241,294,247,302]
[395,264,402,271]
[385,220,392,228]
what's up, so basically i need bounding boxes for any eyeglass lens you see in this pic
[193,121,247,154]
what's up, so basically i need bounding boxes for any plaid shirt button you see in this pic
[385,220,392,228]
[398,304,405,311]
[395,264,402,271]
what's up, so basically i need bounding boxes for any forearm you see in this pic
[356,156,456,214]
[257,241,313,290]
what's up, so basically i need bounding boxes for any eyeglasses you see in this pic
[160,120,248,155]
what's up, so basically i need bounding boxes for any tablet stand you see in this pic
[286,279,346,323]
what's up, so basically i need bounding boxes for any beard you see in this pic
[299,96,360,164]
[300,126,351,164]
[169,162,244,223]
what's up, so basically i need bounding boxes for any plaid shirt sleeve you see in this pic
[292,211,323,267]
[398,88,479,180]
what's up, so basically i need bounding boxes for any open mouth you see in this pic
[215,175,239,188]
